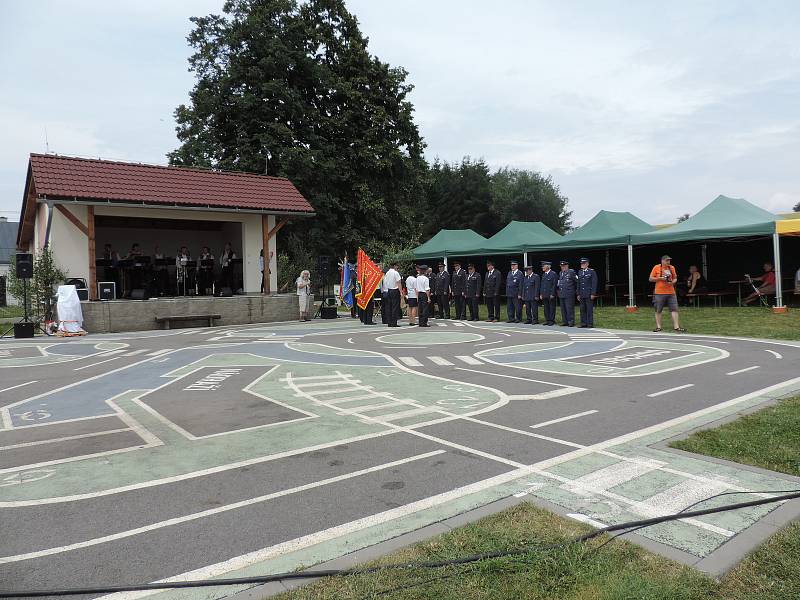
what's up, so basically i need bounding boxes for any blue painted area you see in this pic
[483,340,622,364]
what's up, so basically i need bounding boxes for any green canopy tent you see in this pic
[477,220,562,265]
[412,229,487,267]
[630,195,786,308]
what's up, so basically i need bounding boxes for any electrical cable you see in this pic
[1,489,798,598]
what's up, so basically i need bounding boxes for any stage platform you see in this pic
[80,293,300,333]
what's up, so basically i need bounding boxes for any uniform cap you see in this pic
[580,257,589,263]
[541,260,551,266]
[560,260,569,265]
[510,259,518,265]
[417,264,428,270]
[525,264,534,270]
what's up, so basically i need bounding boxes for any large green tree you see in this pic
[490,167,572,234]
[169,0,427,262]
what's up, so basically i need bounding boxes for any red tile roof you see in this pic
[28,153,314,214]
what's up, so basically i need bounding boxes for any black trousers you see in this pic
[507,296,522,322]
[380,291,388,323]
[467,296,479,320]
[219,266,232,290]
[418,292,429,326]
[360,299,375,324]
[436,293,450,318]
[542,297,556,323]
[486,295,501,320]
[525,300,539,324]
[560,295,575,325]
[454,295,466,320]
[579,297,594,326]
[385,289,401,326]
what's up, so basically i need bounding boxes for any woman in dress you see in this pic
[296,270,312,321]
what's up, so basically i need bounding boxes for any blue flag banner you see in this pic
[339,257,356,309]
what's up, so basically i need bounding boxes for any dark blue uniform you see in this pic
[484,268,501,321]
[577,266,598,327]
[522,271,540,324]
[539,267,558,325]
[506,268,524,322]
[557,267,577,326]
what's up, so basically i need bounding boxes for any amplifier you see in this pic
[98,282,116,300]
[76,288,89,301]
[320,305,338,319]
[14,322,34,338]
[130,289,146,300]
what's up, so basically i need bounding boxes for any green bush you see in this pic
[7,247,67,318]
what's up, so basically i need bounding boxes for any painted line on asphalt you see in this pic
[646,383,695,397]
[727,365,760,375]
[429,356,454,366]
[73,355,126,371]
[455,367,587,391]
[567,513,608,529]
[123,349,151,357]
[398,356,422,366]
[0,381,38,395]
[0,450,446,564]
[530,410,598,429]
[475,340,502,346]
[145,349,173,357]
[0,428,132,451]
[764,350,782,359]
[455,355,483,365]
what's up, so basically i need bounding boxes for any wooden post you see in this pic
[262,214,269,294]
[87,206,97,300]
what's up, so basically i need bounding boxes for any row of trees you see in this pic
[169,0,571,287]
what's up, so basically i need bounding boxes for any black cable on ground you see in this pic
[1,489,798,598]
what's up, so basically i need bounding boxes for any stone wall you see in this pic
[81,294,299,333]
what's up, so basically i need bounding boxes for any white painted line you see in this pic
[0,428,132,450]
[455,355,483,365]
[306,386,362,397]
[123,349,150,356]
[97,349,128,357]
[0,381,38,395]
[567,513,608,529]
[324,394,383,405]
[727,365,760,375]
[337,402,403,414]
[293,379,361,389]
[642,479,731,516]
[562,459,662,493]
[452,322,465,327]
[73,356,126,371]
[475,340,502,346]
[399,356,423,366]
[0,450,445,564]
[765,350,782,359]
[456,367,587,391]
[145,349,173,357]
[526,388,585,400]
[436,323,447,327]
[530,410,598,429]
[429,356,454,366]
[646,383,694,397]
[378,407,442,422]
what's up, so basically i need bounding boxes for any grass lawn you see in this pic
[273,400,800,599]
[0,305,24,319]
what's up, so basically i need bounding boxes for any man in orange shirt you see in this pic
[648,255,685,332]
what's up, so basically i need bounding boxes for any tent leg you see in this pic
[701,244,708,279]
[772,232,786,312]
[443,255,448,270]
[523,251,528,268]
[626,244,637,312]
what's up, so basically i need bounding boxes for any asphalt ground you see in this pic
[1,316,799,599]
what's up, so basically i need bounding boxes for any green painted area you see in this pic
[376,331,484,345]
[479,341,573,356]
[286,342,382,357]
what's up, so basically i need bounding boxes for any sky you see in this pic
[1,0,799,225]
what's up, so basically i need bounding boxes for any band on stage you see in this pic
[96,242,243,299]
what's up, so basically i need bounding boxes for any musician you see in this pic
[153,245,168,296]
[126,243,143,259]
[198,246,215,295]
[176,246,192,296]
[101,244,121,292]
[219,243,236,291]
[125,243,145,293]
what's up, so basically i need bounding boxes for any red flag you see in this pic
[355,248,382,310]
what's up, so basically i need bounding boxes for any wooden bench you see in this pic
[155,314,221,329]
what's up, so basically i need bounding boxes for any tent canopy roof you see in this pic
[412,228,487,258]
[557,210,654,249]
[479,220,562,253]
[630,195,778,245]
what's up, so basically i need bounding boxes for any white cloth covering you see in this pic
[56,285,85,334]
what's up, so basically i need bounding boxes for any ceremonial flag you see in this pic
[338,254,356,309]
[355,248,382,310]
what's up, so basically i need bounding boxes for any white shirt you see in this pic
[416,274,430,294]
[405,275,417,299]
[296,277,310,296]
[384,268,401,290]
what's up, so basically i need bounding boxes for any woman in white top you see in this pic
[296,270,312,321]
[404,272,418,326]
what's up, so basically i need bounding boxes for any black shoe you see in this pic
[578,324,587,328]
[558,323,568,326]
[388,324,400,327]
[532,321,539,325]
[419,324,430,327]
[525,321,532,325]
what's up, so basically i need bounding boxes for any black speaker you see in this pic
[320,305,338,319]
[14,322,34,338]
[98,282,116,301]
[76,288,89,301]
[218,287,233,297]
[130,289,146,300]
[16,253,33,279]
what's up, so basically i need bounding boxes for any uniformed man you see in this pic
[484,261,501,322]
[415,264,431,327]
[577,257,598,328]
[506,260,524,323]
[539,260,557,325]
[435,262,451,318]
[465,263,482,321]
[522,264,540,324]
[557,260,577,326]
[451,260,467,320]
[426,266,437,318]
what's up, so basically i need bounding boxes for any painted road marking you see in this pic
[306,386,362,397]
[398,356,422,367]
[436,323,447,327]
[456,367,587,392]
[562,459,662,493]
[452,322,465,327]
[337,402,403,414]
[145,349,173,357]
[292,379,363,389]
[324,394,385,405]
[429,356,454,366]
[455,355,483,365]
[567,513,608,528]
[0,450,446,564]
[642,479,731,515]
[0,428,132,451]
[765,350,782,359]
[379,407,442,422]
[0,381,38,395]
[727,365,760,375]
[73,355,126,371]
[123,349,150,356]
[97,349,128,357]
[530,410,598,429]
[646,383,695,397]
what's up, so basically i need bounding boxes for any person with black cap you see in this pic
[522,264,540,324]
[451,260,467,320]
[557,260,577,326]
[415,264,431,327]
[506,259,524,322]
[434,262,451,319]
[577,257,598,328]
[465,263,482,321]
[484,261,501,321]
[426,266,437,318]
[539,261,557,325]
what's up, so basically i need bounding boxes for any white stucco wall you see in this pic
[49,204,89,281]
